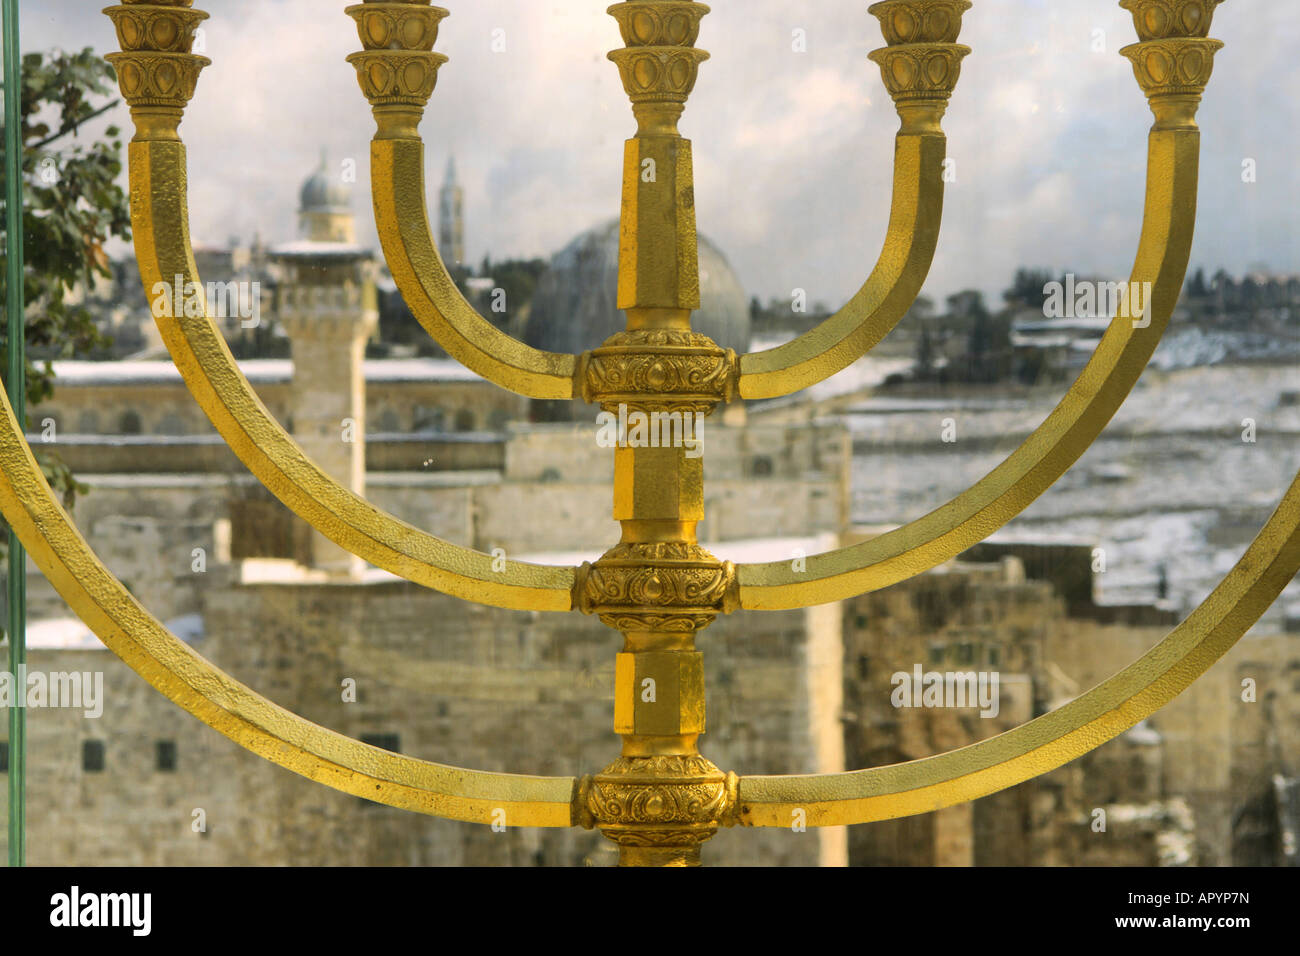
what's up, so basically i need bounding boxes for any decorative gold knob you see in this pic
[346,0,447,52]
[869,0,972,45]
[1120,0,1224,41]
[345,3,450,138]
[103,2,210,140]
[607,1,711,135]
[868,1,971,134]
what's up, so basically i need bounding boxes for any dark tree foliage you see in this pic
[483,257,547,328]
[1003,268,1063,309]
[0,48,130,515]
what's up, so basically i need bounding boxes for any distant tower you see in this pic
[438,155,465,269]
[273,152,377,579]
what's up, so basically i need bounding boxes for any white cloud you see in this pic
[25,0,1300,307]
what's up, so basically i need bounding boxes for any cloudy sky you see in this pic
[24,0,1300,306]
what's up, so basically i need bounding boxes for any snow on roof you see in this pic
[49,358,486,386]
[24,612,204,650]
[270,239,371,258]
[514,533,841,568]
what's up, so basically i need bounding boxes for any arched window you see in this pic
[454,409,475,432]
[119,410,143,435]
[413,407,445,433]
[77,410,101,434]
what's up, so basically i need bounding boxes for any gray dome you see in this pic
[299,157,351,214]
[523,220,750,356]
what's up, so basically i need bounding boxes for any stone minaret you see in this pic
[274,154,377,579]
[437,155,465,268]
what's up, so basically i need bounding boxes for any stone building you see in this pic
[272,163,379,577]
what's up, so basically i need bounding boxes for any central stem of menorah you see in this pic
[569,0,970,864]
[572,2,741,867]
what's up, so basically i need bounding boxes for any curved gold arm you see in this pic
[374,113,944,405]
[345,3,578,401]
[737,122,1200,610]
[737,131,947,400]
[736,468,1300,826]
[737,3,972,399]
[370,136,579,400]
[129,137,575,612]
[0,382,577,826]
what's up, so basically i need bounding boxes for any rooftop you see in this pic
[49,358,487,387]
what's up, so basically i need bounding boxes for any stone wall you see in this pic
[840,548,1300,867]
[30,370,528,441]
[4,574,832,866]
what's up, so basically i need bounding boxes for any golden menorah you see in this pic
[0,0,1293,867]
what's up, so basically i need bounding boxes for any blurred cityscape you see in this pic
[1,147,1297,867]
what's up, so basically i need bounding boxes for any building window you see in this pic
[118,410,143,435]
[156,740,178,772]
[751,455,774,477]
[454,409,475,432]
[361,732,401,754]
[928,643,946,665]
[413,407,445,432]
[0,741,7,773]
[358,733,401,808]
[77,410,100,434]
[83,740,106,773]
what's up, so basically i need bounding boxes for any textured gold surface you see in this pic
[738,471,1300,825]
[1120,0,1223,40]
[99,3,577,610]
[737,133,945,399]
[130,140,575,611]
[103,4,208,53]
[580,754,736,865]
[736,1,965,399]
[16,0,1282,862]
[0,371,577,826]
[737,127,1199,610]
[351,7,580,399]
[581,329,737,413]
[735,0,1226,611]
[577,541,735,635]
[566,2,748,862]
[869,0,973,45]
[370,138,579,398]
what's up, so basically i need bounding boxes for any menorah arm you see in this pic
[0,383,578,826]
[735,124,1200,610]
[131,139,576,612]
[733,469,1300,827]
[736,132,946,400]
[371,138,579,400]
